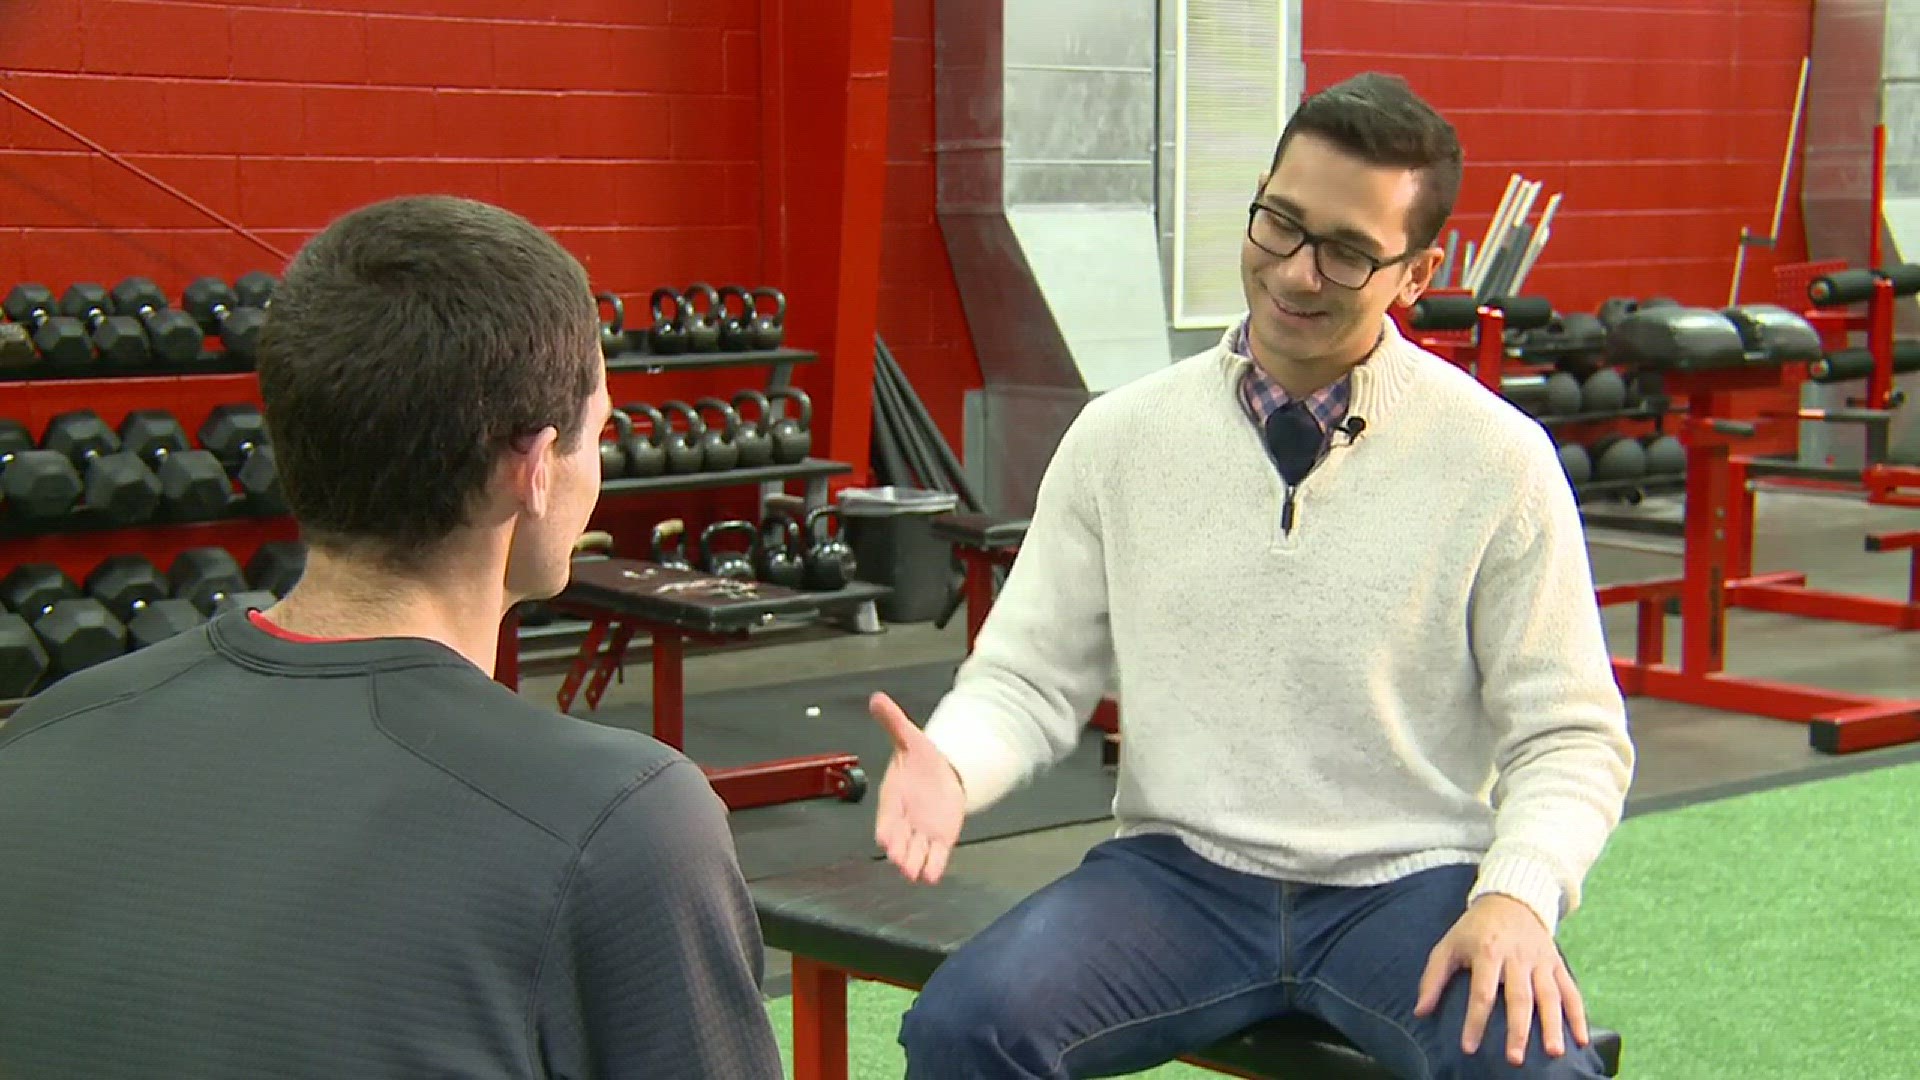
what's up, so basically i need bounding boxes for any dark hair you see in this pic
[255,195,600,571]
[1270,72,1463,251]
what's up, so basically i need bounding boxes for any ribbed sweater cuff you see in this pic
[922,705,1031,815]
[1469,849,1567,936]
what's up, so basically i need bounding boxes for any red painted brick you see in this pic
[0,228,21,288]
[545,94,674,160]
[545,0,672,25]
[236,157,385,230]
[0,0,85,72]
[665,29,728,95]
[668,0,751,31]
[231,8,369,84]
[609,163,726,226]
[723,31,761,94]
[366,15,492,87]
[164,80,309,157]
[669,95,757,163]
[0,151,97,229]
[603,26,688,94]
[371,160,501,203]
[892,0,931,42]
[494,22,617,92]
[0,75,162,155]
[305,87,436,158]
[496,161,624,228]
[81,0,232,78]
[89,154,243,232]
[432,91,534,160]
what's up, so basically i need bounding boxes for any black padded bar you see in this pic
[1408,294,1480,331]
[753,856,1623,1078]
[1810,340,1920,383]
[1492,294,1555,331]
[557,558,821,634]
[1807,263,1920,307]
[931,512,1030,549]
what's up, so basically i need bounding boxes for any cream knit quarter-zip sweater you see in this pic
[924,316,1636,933]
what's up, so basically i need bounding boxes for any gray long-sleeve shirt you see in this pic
[0,610,783,1079]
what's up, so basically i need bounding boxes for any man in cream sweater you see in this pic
[869,72,1634,1079]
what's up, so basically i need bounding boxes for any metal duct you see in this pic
[936,0,1171,516]
[1802,0,1920,466]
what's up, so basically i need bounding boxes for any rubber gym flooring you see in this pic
[524,486,1919,1077]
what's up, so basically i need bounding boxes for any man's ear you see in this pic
[507,427,561,518]
[1396,247,1446,308]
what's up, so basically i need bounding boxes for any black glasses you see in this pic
[1246,203,1416,290]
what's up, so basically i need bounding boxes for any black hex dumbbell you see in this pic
[183,277,266,364]
[59,283,152,367]
[234,271,278,309]
[0,607,51,697]
[0,319,37,375]
[169,547,278,616]
[0,417,84,526]
[1,284,94,365]
[42,410,164,526]
[108,277,205,365]
[198,404,284,514]
[0,564,129,678]
[248,540,307,598]
[119,410,235,521]
[84,554,206,651]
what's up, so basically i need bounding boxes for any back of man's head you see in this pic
[256,196,600,573]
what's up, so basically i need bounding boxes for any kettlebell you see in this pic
[754,514,806,589]
[692,397,742,471]
[802,505,857,591]
[620,402,670,478]
[595,292,627,355]
[599,409,632,479]
[657,400,707,474]
[717,285,753,352]
[748,286,786,350]
[650,518,693,571]
[681,282,722,353]
[729,388,775,467]
[648,288,687,355]
[766,386,813,464]
[1557,442,1592,486]
[699,520,758,582]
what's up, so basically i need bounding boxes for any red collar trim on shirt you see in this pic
[247,608,365,644]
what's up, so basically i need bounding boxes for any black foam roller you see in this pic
[1810,340,1920,383]
[1490,295,1554,331]
[1408,294,1480,332]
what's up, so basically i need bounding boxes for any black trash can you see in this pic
[835,486,960,623]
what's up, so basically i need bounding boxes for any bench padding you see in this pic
[560,558,820,634]
[754,856,1621,1078]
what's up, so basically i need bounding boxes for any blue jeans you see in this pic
[898,834,1607,1080]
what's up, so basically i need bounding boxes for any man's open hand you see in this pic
[870,692,966,884]
[1413,894,1590,1066]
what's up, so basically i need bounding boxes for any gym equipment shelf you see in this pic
[605,346,816,374]
[0,352,253,383]
[601,457,848,495]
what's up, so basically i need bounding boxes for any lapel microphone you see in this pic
[1263,402,1321,487]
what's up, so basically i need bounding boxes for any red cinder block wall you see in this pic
[875,0,1817,451]
[0,0,773,579]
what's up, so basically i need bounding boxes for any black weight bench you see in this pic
[755,852,1623,1079]
[493,557,876,809]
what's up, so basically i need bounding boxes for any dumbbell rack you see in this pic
[1405,292,1688,527]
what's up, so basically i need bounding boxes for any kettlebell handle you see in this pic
[622,402,669,444]
[804,504,839,541]
[768,386,813,426]
[700,519,759,562]
[595,292,625,334]
[761,512,800,548]
[658,399,707,438]
[604,408,634,440]
[649,288,683,324]
[751,286,787,319]
[731,388,770,428]
[718,285,751,321]
[683,282,720,322]
[693,397,742,438]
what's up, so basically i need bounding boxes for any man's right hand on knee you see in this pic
[871,691,967,884]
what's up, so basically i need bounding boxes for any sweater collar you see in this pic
[1215,312,1421,430]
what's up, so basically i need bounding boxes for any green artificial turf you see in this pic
[766,761,1920,1077]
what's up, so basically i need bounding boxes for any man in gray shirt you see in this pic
[0,196,784,1080]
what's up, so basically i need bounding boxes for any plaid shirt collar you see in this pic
[1230,316,1352,435]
